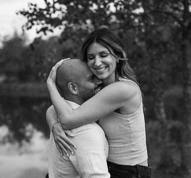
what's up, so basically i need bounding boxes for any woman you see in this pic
[47,28,151,178]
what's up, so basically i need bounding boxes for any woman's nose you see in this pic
[94,56,102,66]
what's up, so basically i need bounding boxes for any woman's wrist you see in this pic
[51,121,60,133]
[47,79,56,89]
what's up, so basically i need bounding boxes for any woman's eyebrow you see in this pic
[100,50,110,53]
[88,50,109,55]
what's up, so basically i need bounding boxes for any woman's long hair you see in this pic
[81,28,138,84]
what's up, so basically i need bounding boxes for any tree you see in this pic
[18,0,191,177]
[0,33,77,144]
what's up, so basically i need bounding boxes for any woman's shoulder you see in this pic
[101,79,140,101]
[120,78,140,91]
[119,77,139,86]
[117,78,140,90]
[117,78,142,113]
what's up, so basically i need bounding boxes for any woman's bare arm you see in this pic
[47,79,137,129]
[46,106,76,155]
[46,106,58,131]
[47,59,138,130]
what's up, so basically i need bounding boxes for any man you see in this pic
[46,59,110,178]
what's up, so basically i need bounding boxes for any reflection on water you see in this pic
[0,127,49,178]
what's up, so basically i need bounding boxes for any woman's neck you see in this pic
[103,73,116,86]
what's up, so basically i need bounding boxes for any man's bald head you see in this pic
[56,59,90,97]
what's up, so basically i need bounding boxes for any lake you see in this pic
[0,129,49,178]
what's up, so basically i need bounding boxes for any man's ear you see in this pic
[68,82,78,95]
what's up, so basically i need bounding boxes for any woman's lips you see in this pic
[94,66,107,73]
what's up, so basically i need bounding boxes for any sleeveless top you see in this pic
[99,79,148,166]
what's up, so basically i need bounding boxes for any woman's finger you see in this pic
[58,136,75,155]
[65,130,74,137]
[52,122,76,155]
[53,134,75,155]
[52,60,63,71]
[47,58,70,83]
[53,58,70,71]
[61,133,76,149]
[55,142,63,155]
[54,135,69,156]
[55,127,76,149]
[56,140,70,157]
[62,58,70,62]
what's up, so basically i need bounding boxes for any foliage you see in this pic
[0,33,77,144]
[1,0,190,177]
[18,0,188,94]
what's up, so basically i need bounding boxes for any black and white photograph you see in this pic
[0,1,191,178]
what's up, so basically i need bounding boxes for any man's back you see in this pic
[48,101,109,178]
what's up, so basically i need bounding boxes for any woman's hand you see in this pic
[52,122,76,157]
[47,58,70,86]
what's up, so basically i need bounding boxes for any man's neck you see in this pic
[64,95,84,105]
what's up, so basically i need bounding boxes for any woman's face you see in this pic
[87,42,117,84]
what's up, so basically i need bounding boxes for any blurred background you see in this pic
[0,0,191,178]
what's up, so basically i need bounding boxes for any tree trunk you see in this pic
[179,0,191,174]
[181,26,191,175]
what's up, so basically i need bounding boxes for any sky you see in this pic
[0,0,60,44]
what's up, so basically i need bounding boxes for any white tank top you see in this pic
[99,79,148,166]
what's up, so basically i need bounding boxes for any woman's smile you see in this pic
[94,65,107,73]
[87,42,117,84]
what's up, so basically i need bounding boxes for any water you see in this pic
[0,128,49,178]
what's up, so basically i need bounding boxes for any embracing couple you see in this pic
[46,27,151,178]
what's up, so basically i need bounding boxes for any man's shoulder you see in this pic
[72,122,102,133]
[70,123,108,156]
[71,123,106,142]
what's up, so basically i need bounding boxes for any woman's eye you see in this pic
[100,52,109,58]
[101,54,107,58]
[88,56,94,60]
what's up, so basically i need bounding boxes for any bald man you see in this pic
[46,59,110,178]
